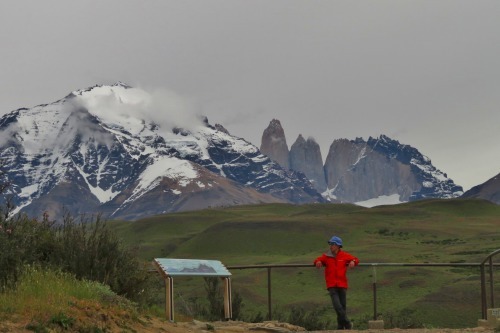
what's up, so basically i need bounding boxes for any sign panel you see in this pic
[154,258,231,277]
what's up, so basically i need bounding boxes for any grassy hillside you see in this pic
[0,266,144,332]
[110,199,500,329]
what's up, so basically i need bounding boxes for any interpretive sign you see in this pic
[153,258,232,322]
[154,258,231,277]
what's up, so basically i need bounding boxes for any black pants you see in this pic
[328,287,351,329]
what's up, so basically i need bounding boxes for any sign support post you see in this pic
[165,277,174,321]
[223,277,232,319]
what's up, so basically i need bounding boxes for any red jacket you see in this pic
[314,249,359,289]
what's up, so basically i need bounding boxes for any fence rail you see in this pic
[480,249,500,318]
[227,260,500,321]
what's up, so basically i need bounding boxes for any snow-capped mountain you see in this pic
[0,83,324,220]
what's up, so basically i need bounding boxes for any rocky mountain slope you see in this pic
[461,172,500,204]
[289,134,327,192]
[323,135,463,204]
[0,83,323,220]
[260,120,464,205]
[260,119,290,169]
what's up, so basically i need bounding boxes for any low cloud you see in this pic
[145,87,204,132]
[0,85,206,156]
[0,122,20,149]
[73,84,205,139]
[56,105,116,151]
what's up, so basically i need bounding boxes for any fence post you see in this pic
[368,264,384,329]
[267,267,272,320]
[489,257,494,308]
[372,265,377,321]
[480,264,487,319]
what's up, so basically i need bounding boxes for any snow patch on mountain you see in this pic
[355,194,402,208]
[72,161,119,203]
[352,147,367,167]
[20,184,39,199]
[411,158,448,182]
[125,155,198,205]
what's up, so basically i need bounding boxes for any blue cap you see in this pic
[328,236,343,247]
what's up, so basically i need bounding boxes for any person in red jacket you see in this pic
[314,235,359,330]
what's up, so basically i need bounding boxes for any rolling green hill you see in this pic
[110,199,500,329]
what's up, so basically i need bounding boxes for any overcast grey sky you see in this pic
[1,0,499,191]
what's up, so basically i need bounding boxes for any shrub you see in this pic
[0,210,154,307]
[48,213,154,303]
[249,311,265,323]
[0,165,156,309]
[286,306,332,330]
[204,277,225,321]
[176,277,244,322]
[0,214,56,291]
[382,308,423,329]
[50,312,75,330]
[231,292,244,320]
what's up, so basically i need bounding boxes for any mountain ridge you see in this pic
[1,83,497,221]
[261,120,465,206]
[0,83,323,220]
[462,172,500,204]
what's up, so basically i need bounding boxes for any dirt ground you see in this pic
[109,317,499,333]
[4,317,496,333]
[150,319,498,333]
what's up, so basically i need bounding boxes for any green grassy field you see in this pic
[110,198,500,329]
